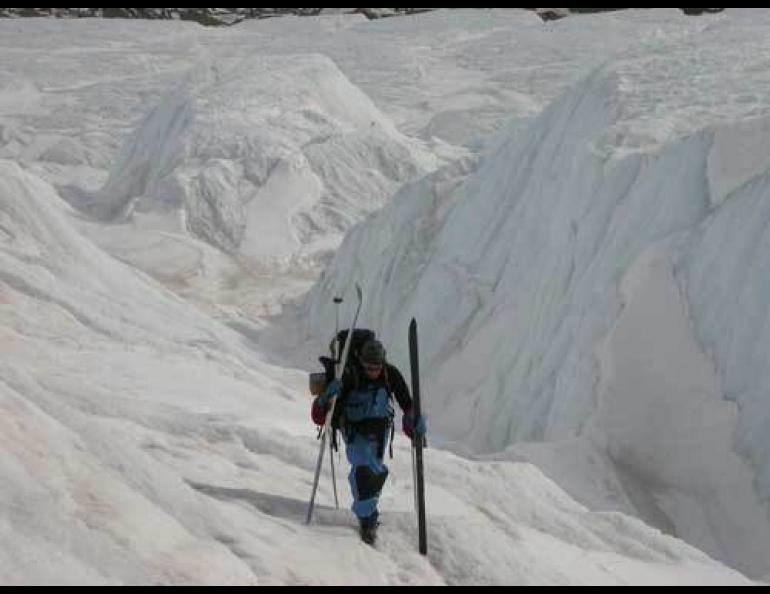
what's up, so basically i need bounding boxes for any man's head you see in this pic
[359,339,386,378]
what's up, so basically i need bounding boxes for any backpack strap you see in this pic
[383,365,393,397]
[383,365,395,458]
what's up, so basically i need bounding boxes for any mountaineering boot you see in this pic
[359,513,379,545]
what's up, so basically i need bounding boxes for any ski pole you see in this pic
[330,295,343,509]
[330,434,339,510]
[333,297,342,362]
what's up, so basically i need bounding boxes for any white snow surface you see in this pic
[1,161,749,584]
[0,7,768,585]
[302,7,770,580]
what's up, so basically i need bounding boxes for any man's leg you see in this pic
[346,433,389,528]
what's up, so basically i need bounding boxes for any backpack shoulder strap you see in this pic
[383,365,396,459]
[383,365,394,398]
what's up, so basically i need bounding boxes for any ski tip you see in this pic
[356,284,363,300]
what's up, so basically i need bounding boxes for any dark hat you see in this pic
[359,339,386,365]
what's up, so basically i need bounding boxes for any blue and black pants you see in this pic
[344,422,390,520]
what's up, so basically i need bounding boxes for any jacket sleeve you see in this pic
[387,364,413,413]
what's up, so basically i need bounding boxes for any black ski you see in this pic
[408,318,427,556]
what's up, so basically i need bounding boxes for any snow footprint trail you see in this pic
[188,481,355,529]
[186,477,445,585]
[186,425,752,585]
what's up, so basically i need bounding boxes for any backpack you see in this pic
[313,328,396,456]
[317,328,377,385]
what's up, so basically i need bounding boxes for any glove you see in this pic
[318,378,342,407]
[311,379,342,426]
[403,409,427,440]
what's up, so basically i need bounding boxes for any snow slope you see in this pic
[304,9,770,578]
[2,8,769,584]
[1,160,751,584]
[90,54,439,261]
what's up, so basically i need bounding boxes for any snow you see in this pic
[302,7,770,581]
[593,249,770,575]
[1,7,768,585]
[92,53,440,260]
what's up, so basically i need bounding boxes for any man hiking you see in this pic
[311,337,427,544]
